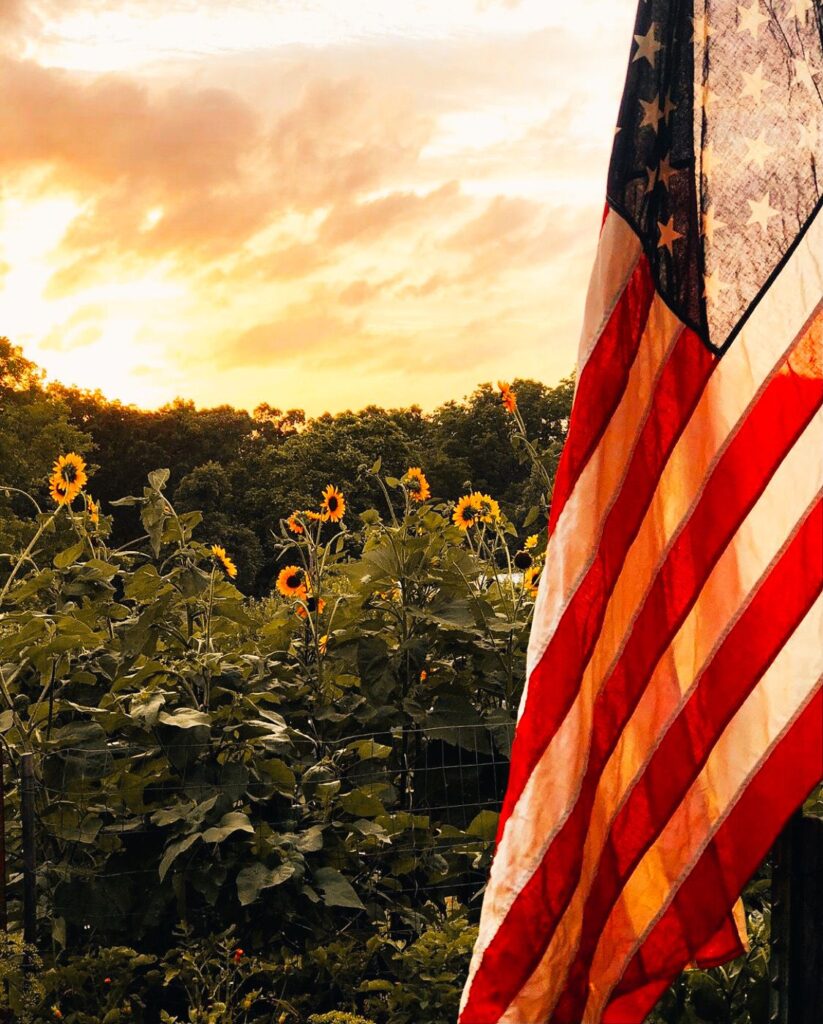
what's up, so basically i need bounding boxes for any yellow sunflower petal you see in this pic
[403,467,431,502]
[210,544,238,579]
[320,484,346,523]
[276,565,307,598]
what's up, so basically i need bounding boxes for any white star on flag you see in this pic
[639,95,664,131]
[634,25,663,67]
[741,64,774,102]
[657,216,683,253]
[701,141,716,176]
[747,192,780,233]
[703,267,730,302]
[737,2,768,38]
[743,130,774,169]
[793,58,816,92]
[791,0,813,18]
[702,205,727,242]
[798,120,819,150]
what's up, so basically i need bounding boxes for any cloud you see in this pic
[319,181,463,246]
[0,58,258,189]
[221,307,366,369]
[268,77,435,211]
[337,278,394,306]
[446,195,542,250]
[38,304,104,351]
[397,273,455,299]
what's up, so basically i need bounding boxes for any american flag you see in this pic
[459,1,823,1022]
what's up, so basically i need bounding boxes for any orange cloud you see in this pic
[319,181,463,246]
[268,78,435,211]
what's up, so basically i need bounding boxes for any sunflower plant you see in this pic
[0,430,547,1022]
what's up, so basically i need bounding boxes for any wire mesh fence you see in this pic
[0,721,515,947]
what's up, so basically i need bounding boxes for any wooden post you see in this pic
[770,810,823,1023]
[20,752,36,946]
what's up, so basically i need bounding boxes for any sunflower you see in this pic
[419,669,427,682]
[87,497,100,526]
[320,484,346,523]
[318,634,329,656]
[525,534,539,550]
[453,493,481,530]
[286,511,305,535]
[276,565,307,598]
[296,595,326,619]
[513,549,533,571]
[474,492,501,524]
[49,452,88,506]
[524,563,542,597]
[211,544,238,579]
[403,467,431,502]
[498,380,517,414]
[303,509,326,522]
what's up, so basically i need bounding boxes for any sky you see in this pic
[0,0,638,415]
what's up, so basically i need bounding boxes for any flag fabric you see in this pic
[459,1,823,1022]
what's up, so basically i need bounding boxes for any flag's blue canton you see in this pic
[607,0,823,355]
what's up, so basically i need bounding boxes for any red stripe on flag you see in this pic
[548,256,656,537]
[602,686,823,1024]
[553,497,823,1022]
[461,325,821,1024]
[501,329,714,833]
[462,328,715,1022]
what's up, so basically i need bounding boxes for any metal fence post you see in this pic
[20,752,36,947]
[0,746,7,934]
[770,810,823,1024]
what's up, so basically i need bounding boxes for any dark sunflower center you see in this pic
[514,551,532,570]
[328,496,338,511]
[306,596,318,611]
[61,466,77,483]
[287,572,302,588]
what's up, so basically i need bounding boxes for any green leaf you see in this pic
[7,569,55,604]
[466,810,499,842]
[157,708,211,729]
[236,861,296,906]
[130,692,166,728]
[148,468,170,491]
[83,558,119,579]
[124,564,169,603]
[0,710,14,734]
[340,788,385,817]
[294,825,324,853]
[522,505,540,529]
[201,811,254,844]
[54,540,85,569]
[159,833,201,881]
[345,738,393,761]
[314,867,365,911]
[260,757,296,795]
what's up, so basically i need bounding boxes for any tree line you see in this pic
[0,337,574,594]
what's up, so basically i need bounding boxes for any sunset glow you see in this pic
[0,0,637,414]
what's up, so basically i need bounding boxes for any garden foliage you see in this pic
[0,358,810,1024]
